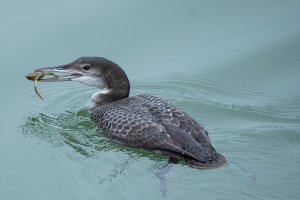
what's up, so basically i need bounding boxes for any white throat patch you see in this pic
[91,88,112,102]
[72,75,103,87]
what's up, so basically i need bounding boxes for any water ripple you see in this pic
[18,69,300,199]
[133,70,300,121]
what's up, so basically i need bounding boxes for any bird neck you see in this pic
[91,75,130,106]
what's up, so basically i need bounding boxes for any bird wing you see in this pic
[92,94,226,167]
[138,94,220,163]
[138,94,211,146]
[91,96,199,160]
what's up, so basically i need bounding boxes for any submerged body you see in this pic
[27,57,226,168]
[92,94,226,168]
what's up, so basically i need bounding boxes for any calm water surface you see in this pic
[1,1,300,199]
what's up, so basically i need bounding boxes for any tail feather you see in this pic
[185,152,227,169]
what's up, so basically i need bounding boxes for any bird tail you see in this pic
[185,151,227,169]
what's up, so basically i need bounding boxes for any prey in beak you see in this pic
[26,70,57,100]
[26,58,103,100]
[26,65,82,100]
[33,65,83,82]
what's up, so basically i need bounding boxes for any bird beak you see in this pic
[34,65,82,82]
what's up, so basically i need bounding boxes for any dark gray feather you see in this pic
[91,94,226,168]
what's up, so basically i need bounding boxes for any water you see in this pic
[1,0,300,199]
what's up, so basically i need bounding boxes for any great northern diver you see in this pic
[35,57,226,169]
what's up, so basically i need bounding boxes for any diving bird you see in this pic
[35,57,226,169]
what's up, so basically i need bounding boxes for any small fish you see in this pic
[26,71,57,100]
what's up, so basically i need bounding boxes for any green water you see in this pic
[1,1,300,199]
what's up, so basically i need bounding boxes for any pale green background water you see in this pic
[1,0,300,199]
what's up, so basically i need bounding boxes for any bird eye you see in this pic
[82,65,91,71]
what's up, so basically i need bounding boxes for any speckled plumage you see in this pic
[36,57,226,169]
[92,94,226,168]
